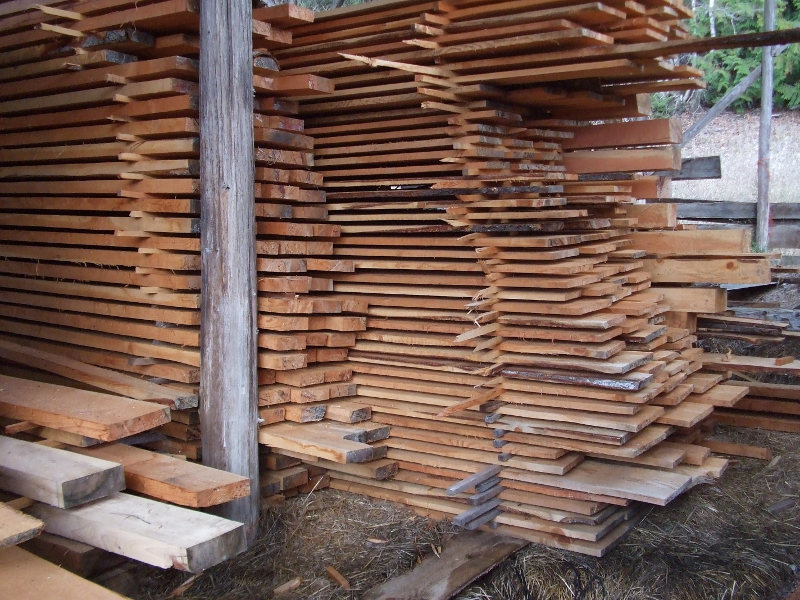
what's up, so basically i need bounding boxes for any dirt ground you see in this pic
[674,109,800,204]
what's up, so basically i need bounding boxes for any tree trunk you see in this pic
[756,0,776,250]
[708,0,717,37]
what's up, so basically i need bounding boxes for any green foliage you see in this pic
[691,0,800,110]
[652,91,689,116]
[294,0,364,10]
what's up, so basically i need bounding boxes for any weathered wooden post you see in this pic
[199,0,259,544]
[756,0,776,250]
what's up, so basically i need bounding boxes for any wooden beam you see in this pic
[657,287,727,313]
[628,229,751,255]
[199,0,259,542]
[562,118,680,150]
[671,156,721,180]
[18,533,124,578]
[624,203,677,229]
[70,443,251,508]
[363,531,526,600]
[0,436,124,509]
[644,257,771,284]
[28,493,244,573]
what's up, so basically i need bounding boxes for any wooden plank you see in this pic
[715,411,800,433]
[260,465,309,495]
[28,492,244,572]
[675,201,757,220]
[562,118,680,150]
[0,338,197,409]
[447,465,503,496]
[363,531,526,600]
[644,257,771,284]
[727,380,800,401]
[688,384,748,408]
[667,156,721,180]
[70,444,250,508]
[0,547,130,600]
[0,436,124,508]
[629,229,751,256]
[503,459,692,505]
[624,203,677,228]
[19,532,124,578]
[704,354,800,377]
[674,201,800,221]
[564,147,681,173]
[0,503,43,549]
[0,375,170,442]
[259,422,374,463]
[701,439,772,460]
[656,402,713,427]
[657,287,726,312]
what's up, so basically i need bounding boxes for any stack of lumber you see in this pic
[696,312,790,345]
[0,0,397,501]
[247,5,404,476]
[693,299,800,345]
[0,342,251,576]
[0,0,374,460]
[698,357,800,434]
[265,0,770,555]
[0,0,793,559]
[0,0,205,390]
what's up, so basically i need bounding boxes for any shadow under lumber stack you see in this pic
[269,0,779,555]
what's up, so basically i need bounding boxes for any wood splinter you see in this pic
[273,577,302,595]
[326,565,351,590]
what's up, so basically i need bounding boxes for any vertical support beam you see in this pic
[756,0,776,251]
[199,0,258,545]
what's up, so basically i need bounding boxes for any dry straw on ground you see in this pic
[457,428,800,600]
[128,426,800,600]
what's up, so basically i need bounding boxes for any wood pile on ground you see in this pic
[263,0,786,556]
[1,0,800,574]
[0,362,251,595]
[0,0,393,474]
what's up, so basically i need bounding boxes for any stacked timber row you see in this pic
[269,0,775,555]
[0,341,253,573]
[0,0,387,469]
[0,0,788,558]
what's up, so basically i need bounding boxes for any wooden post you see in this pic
[199,0,259,545]
[756,0,776,251]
